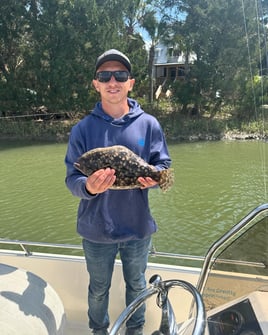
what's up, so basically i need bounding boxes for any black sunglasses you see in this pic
[95,71,130,83]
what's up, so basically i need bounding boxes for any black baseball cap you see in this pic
[95,49,131,74]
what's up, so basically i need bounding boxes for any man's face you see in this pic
[92,61,135,106]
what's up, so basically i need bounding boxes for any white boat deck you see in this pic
[2,204,268,334]
[0,249,201,335]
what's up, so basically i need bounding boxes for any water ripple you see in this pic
[0,141,267,260]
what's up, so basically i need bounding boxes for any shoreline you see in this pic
[0,119,267,143]
[167,131,267,143]
[0,132,267,144]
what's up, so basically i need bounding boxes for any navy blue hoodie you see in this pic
[65,98,171,243]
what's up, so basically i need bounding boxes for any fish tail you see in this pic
[159,168,174,192]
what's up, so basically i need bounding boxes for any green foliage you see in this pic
[0,118,74,141]
[167,0,266,121]
[0,0,148,114]
[0,0,267,137]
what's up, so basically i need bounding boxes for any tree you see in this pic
[0,0,148,114]
[137,0,177,103]
[0,0,265,120]
[0,0,33,112]
[22,0,129,111]
[169,0,264,119]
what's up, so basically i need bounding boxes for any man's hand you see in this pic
[86,168,116,195]
[138,177,158,189]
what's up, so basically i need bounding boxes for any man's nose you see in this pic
[109,75,117,83]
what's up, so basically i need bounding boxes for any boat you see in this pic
[0,203,268,335]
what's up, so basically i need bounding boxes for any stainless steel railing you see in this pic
[196,203,268,293]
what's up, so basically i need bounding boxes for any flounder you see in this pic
[74,145,174,192]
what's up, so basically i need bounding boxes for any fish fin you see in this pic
[159,168,174,192]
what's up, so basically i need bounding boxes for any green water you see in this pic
[0,140,267,258]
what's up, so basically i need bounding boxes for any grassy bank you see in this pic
[0,113,267,143]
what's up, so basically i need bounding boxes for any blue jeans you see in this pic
[82,237,151,331]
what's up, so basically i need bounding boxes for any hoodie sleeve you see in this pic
[147,118,172,170]
[65,125,98,200]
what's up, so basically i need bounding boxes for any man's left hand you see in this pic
[137,177,158,189]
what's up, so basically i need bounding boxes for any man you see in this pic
[65,49,172,335]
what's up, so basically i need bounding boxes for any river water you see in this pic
[0,140,267,260]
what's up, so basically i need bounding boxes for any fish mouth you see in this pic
[73,162,85,175]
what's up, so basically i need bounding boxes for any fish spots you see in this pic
[74,145,174,191]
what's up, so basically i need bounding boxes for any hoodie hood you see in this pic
[91,98,144,126]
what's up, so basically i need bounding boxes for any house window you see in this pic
[168,47,175,57]
[170,67,176,79]
[178,66,185,77]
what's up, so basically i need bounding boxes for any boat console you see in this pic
[206,291,268,335]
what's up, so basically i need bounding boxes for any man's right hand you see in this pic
[85,168,116,195]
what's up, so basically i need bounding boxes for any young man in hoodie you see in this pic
[65,49,172,335]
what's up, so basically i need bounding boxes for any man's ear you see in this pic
[92,80,99,92]
[128,78,135,92]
